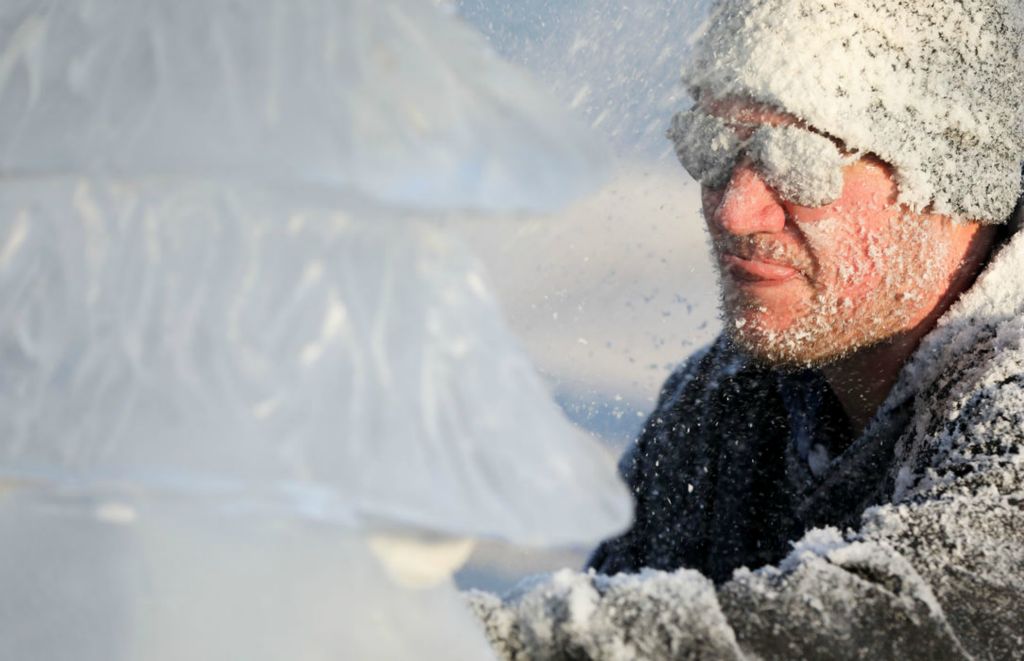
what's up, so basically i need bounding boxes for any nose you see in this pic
[708,162,786,235]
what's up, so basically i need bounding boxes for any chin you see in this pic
[721,302,861,369]
[719,274,911,369]
[726,325,850,370]
[724,304,909,371]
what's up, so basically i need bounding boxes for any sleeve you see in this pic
[465,378,1024,660]
[465,568,746,660]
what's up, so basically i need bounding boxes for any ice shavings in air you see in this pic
[683,0,1024,223]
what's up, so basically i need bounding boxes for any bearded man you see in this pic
[469,1,1024,659]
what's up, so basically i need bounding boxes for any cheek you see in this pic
[797,163,903,298]
[808,208,949,311]
[797,214,890,298]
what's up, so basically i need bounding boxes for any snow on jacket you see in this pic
[467,221,1024,660]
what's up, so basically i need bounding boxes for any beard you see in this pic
[719,275,899,368]
[711,212,952,369]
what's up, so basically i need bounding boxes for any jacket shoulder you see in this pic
[617,335,743,483]
[588,335,754,574]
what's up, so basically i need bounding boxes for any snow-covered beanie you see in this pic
[684,0,1024,224]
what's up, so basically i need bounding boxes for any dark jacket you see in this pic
[468,226,1024,660]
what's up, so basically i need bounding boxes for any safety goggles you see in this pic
[668,108,858,207]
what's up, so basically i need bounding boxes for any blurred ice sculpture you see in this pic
[0,0,630,659]
[0,0,604,212]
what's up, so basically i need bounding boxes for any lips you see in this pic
[721,253,800,283]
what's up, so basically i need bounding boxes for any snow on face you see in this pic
[698,103,979,367]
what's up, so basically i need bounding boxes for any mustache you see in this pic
[711,235,816,275]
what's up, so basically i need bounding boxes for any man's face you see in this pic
[698,100,984,367]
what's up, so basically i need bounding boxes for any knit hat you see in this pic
[682,0,1024,224]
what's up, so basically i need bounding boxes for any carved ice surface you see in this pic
[0,492,496,661]
[0,0,630,657]
[0,0,605,213]
[0,179,630,544]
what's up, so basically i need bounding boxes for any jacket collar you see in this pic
[875,209,1024,434]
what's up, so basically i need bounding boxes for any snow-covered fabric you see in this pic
[467,222,1024,658]
[682,0,1024,223]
